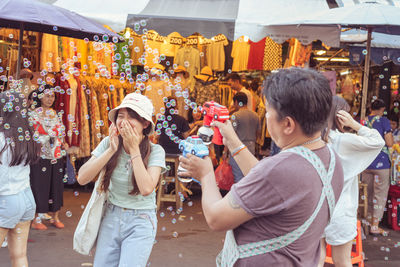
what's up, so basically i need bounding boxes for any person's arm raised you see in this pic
[77,124,119,185]
[212,120,259,176]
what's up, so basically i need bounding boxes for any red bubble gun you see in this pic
[200,101,229,145]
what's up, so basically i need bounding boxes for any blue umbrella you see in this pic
[0,0,119,78]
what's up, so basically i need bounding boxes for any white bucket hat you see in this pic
[108,93,155,134]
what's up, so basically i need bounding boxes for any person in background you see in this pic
[227,73,254,113]
[171,65,190,120]
[249,79,261,113]
[190,66,220,108]
[78,93,166,267]
[318,96,384,267]
[389,113,400,144]
[29,85,68,230]
[0,91,41,267]
[362,98,394,235]
[228,92,260,182]
[179,68,343,266]
[144,64,171,116]
[187,107,203,137]
[156,96,190,155]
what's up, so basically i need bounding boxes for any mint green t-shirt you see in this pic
[92,136,166,210]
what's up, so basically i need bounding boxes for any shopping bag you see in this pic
[215,159,234,191]
[73,169,107,255]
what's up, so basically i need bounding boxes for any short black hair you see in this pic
[34,84,57,109]
[264,68,332,136]
[250,79,260,92]
[226,73,241,82]
[233,92,248,106]
[371,99,386,111]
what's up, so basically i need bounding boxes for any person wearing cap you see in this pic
[171,65,190,119]
[190,66,220,107]
[77,93,166,267]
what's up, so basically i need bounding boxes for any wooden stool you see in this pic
[325,220,364,267]
[156,155,183,211]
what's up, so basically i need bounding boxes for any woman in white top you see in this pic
[0,91,41,267]
[318,96,384,267]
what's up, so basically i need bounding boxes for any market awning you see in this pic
[127,0,239,40]
[49,0,340,45]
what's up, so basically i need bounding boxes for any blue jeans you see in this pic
[229,156,244,183]
[94,203,157,267]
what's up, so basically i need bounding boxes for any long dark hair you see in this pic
[0,91,40,166]
[322,96,350,142]
[101,108,152,195]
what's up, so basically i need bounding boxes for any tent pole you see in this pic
[360,27,372,121]
[16,22,24,80]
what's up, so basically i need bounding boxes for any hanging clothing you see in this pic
[206,34,228,72]
[131,35,145,66]
[144,30,164,68]
[247,38,266,70]
[231,36,250,72]
[263,37,282,71]
[190,79,220,107]
[144,78,172,116]
[90,89,102,150]
[172,77,190,119]
[77,83,91,158]
[199,37,211,69]
[76,39,88,71]
[66,75,81,147]
[224,40,233,74]
[174,47,201,81]
[40,33,61,72]
[160,32,184,58]
[115,34,132,74]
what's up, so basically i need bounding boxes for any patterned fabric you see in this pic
[216,146,336,267]
[30,108,65,160]
[263,37,282,71]
[77,83,91,158]
[190,80,220,107]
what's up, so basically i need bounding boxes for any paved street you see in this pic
[1,189,400,267]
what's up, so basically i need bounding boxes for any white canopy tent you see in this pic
[46,0,340,46]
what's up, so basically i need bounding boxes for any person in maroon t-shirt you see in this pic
[179,68,344,266]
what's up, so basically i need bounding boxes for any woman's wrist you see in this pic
[227,137,243,152]
[352,121,362,132]
[129,146,140,155]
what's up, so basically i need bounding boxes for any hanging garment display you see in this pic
[160,32,184,58]
[144,77,172,116]
[143,30,164,68]
[40,34,61,72]
[131,35,145,66]
[231,36,250,72]
[247,37,266,70]
[263,37,282,71]
[206,34,228,72]
[174,46,201,81]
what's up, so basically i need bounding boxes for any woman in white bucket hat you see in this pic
[78,93,166,267]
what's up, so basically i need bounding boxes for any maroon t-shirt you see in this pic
[231,146,343,267]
